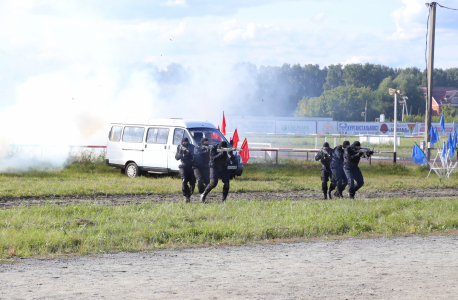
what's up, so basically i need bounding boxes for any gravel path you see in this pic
[2,235,458,299]
[1,188,458,208]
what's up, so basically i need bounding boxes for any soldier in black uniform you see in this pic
[193,137,211,194]
[175,137,196,202]
[315,142,333,199]
[200,141,233,203]
[343,141,364,199]
[331,140,350,198]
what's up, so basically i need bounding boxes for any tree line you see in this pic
[152,62,458,121]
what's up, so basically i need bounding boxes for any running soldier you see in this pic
[200,141,233,203]
[315,142,334,199]
[175,137,196,203]
[331,140,350,198]
[343,141,364,199]
[193,137,211,195]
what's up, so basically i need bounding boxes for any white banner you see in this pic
[338,122,419,136]
[275,121,316,134]
[231,118,276,133]
[317,121,339,134]
[418,122,454,134]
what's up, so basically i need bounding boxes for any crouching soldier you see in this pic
[315,142,334,199]
[200,141,232,203]
[331,140,350,198]
[343,141,364,199]
[175,137,196,203]
[193,137,211,194]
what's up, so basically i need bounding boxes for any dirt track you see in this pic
[2,235,458,299]
[1,188,458,208]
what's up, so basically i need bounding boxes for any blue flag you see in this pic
[430,126,439,145]
[413,143,428,166]
[453,131,458,150]
[434,127,440,144]
[442,141,447,160]
[440,113,445,132]
[447,132,455,159]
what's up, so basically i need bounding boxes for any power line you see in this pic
[437,3,458,11]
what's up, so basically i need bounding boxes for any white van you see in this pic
[105,118,244,178]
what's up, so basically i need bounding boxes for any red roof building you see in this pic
[420,87,458,116]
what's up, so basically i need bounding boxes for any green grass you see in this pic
[2,198,458,258]
[1,159,458,199]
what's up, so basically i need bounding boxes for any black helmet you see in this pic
[182,137,189,144]
[352,141,361,147]
[219,141,228,148]
[323,142,329,147]
[343,141,350,147]
[201,137,209,143]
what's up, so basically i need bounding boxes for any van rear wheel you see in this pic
[126,162,139,178]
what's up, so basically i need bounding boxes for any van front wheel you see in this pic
[125,162,139,178]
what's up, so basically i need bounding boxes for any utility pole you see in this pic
[365,100,367,122]
[389,88,402,164]
[425,2,437,161]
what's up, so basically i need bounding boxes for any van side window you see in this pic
[110,126,123,142]
[146,128,158,143]
[173,128,184,145]
[147,128,169,144]
[122,126,145,143]
[157,129,169,144]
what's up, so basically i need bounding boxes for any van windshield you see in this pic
[188,128,228,145]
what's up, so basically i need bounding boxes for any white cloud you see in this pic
[161,0,187,7]
[390,0,426,40]
[313,12,325,23]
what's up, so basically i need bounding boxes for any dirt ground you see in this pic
[2,235,458,299]
[1,188,458,208]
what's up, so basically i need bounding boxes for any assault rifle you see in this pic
[201,145,242,153]
[358,147,375,159]
[314,149,331,161]
[178,145,191,155]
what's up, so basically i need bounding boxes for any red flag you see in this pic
[239,138,250,164]
[232,128,239,148]
[218,125,220,131]
[221,112,226,135]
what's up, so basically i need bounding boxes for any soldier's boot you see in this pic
[322,182,328,200]
[348,192,355,199]
[185,193,191,203]
[328,183,336,199]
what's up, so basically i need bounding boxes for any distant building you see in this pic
[421,87,458,116]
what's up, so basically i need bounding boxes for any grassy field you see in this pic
[0,158,457,199]
[2,198,458,258]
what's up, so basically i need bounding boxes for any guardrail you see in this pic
[249,148,397,164]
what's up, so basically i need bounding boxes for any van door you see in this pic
[143,127,169,173]
[168,128,192,172]
[121,126,145,167]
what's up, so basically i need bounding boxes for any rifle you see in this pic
[201,145,242,153]
[315,149,331,161]
[217,147,242,153]
[358,147,375,159]
[178,145,191,155]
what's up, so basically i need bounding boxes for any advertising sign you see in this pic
[338,122,382,135]
[418,122,454,134]
[275,121,316,134]
[232,118,276,133]
[338,122,419,135]
[317,121,338,134]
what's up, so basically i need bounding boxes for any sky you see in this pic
[0,0,458,155]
